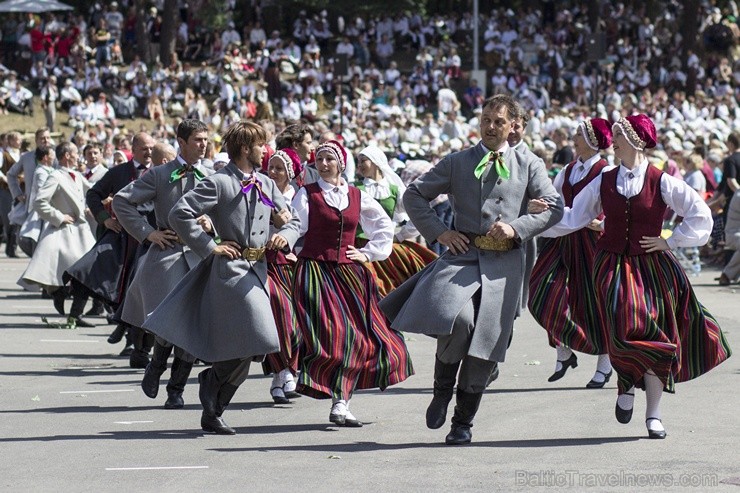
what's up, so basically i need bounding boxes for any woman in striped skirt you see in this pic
[541,114,731,439]
[354,145,437,297]
[291,140,414,427]
[263,148,303,404]
[529,118,615,388]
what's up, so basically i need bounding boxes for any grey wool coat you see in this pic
[142,162,301,363]
[20,168,95,288]
[112,159,211,328]
[380,143,563,362]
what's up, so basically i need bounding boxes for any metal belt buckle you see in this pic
[242,247,266,261]
[474,235,512,251]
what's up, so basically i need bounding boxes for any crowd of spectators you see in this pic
[0,1,738,175]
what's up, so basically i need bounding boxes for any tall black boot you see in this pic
[129,327,151,369]
[164,356,193,409]
[445,389,483,445]
[216,383,239,417]
[68,293,94,328]
[51,288,66,315]
[201,383,238,435]
[108,324,127,344]
[5,225,18,257]
[199,361,242,435]
[141,342,173,399]
[426,357,461,429]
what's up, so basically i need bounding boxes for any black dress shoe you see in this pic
[71,317,95,328]
[547,353,578,382]
[201,413,236,435]
[586,369,613,389]
[164,392,184,409]
[342,417,363,428]
[445,425,472,445]
[107,324,127,344]
[646,418,667,439]
[615,392,635,424]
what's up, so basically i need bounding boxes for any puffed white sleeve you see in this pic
[541,174,603,238]
[358,189,394,261]
[661,174,713,248]
[393,187,420,242]
[291,187,310,238]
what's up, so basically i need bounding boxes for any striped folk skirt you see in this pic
[363,240,437,297]
[528,230,608,355]
[593,250,732,394]
[263,262,301,375]
[293,258,414,400]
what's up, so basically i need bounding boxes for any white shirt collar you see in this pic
[318,177,348,193]
[618,159,649,179]
[577,153,602,170]
[480,141,511,155]
[362,176,389,187]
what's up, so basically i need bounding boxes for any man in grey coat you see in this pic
[113,119,212,410]
[143,121,299,435]
[380,94,564,445]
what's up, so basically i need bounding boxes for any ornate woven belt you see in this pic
[242,246,266,261]
[462,232,515,251]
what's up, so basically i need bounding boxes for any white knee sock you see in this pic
[644,372,665,432]
[270,373,281,389]
[591,354,613,383]
[554,345,573,372]
[616,386,635,410]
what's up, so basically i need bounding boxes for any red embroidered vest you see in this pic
[298,183,361,263]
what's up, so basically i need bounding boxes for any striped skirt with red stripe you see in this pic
[293,258,414,400]
[364,241,438,297]
[528,230,607,355]
[593,250,731,394]
[263,262,301,375]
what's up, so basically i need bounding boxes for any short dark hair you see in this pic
[36,145,54,161]
[176,119,208,142]
[222,121,267,160]
[482,94,518,120]
[83,142,102,155]
[55,142,76,161]
[728,132,740,150]
[275,123,312,149]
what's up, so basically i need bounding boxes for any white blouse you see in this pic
[292,178,394,262]
[552,153,615,195]
[359,176,419,242]
[542,160,713,249]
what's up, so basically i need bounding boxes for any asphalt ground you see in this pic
[0,253,737,492]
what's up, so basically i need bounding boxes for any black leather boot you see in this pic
[51,288,66,315]
[5,225,18,257]
[108,324,127,344]
[445,389,483,445]
[426,357,460,429]
[164,356,193,409]
[200,412,236,435]
[197,368,221,417]
[215,383,239,417]
[68,292,94,328]
[141,342,173,399]
[129,327,151,368]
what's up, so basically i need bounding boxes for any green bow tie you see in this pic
[170,165,205,183]
[473,151,510,181]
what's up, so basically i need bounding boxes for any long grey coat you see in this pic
[20,169,95,287]
[380,143,563,362]
[142,162,301,362]
[112,159,211,328]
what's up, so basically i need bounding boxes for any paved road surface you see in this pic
[0,254,737,492]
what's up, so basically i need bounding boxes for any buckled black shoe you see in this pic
[547,353,578,382]
[201,412,236,435]
[646,418,667,439]
[615,392,635,424]
[586,369,613,389]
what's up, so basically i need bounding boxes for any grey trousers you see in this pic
[436,289,498,393]
[154,335,196,363]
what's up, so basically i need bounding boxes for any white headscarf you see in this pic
[358,145,406,195]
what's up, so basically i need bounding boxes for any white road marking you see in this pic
[113,421,154,425]
[105,466,209,471]
[60,389,135,394]
[40,339,100,343]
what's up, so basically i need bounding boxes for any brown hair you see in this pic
[482,94,518,120]
[222,120,267,160]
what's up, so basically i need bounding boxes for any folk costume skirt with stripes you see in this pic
[528,229,607,355]
[263,262,301,375]
[593,249,731,394]
[293,258,414,400]
[364,240,438,297]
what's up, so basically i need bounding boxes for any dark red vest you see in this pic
[597,165,667,256]
[298,183,361,264]
[562,158,609,207]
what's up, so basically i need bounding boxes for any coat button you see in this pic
[259,231,264,235]
[497,179,503,185]
[259,215,263,220]
[482,211,490,219]
[496,214,502,220]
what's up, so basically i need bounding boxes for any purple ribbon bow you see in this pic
[241,175,275,209]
